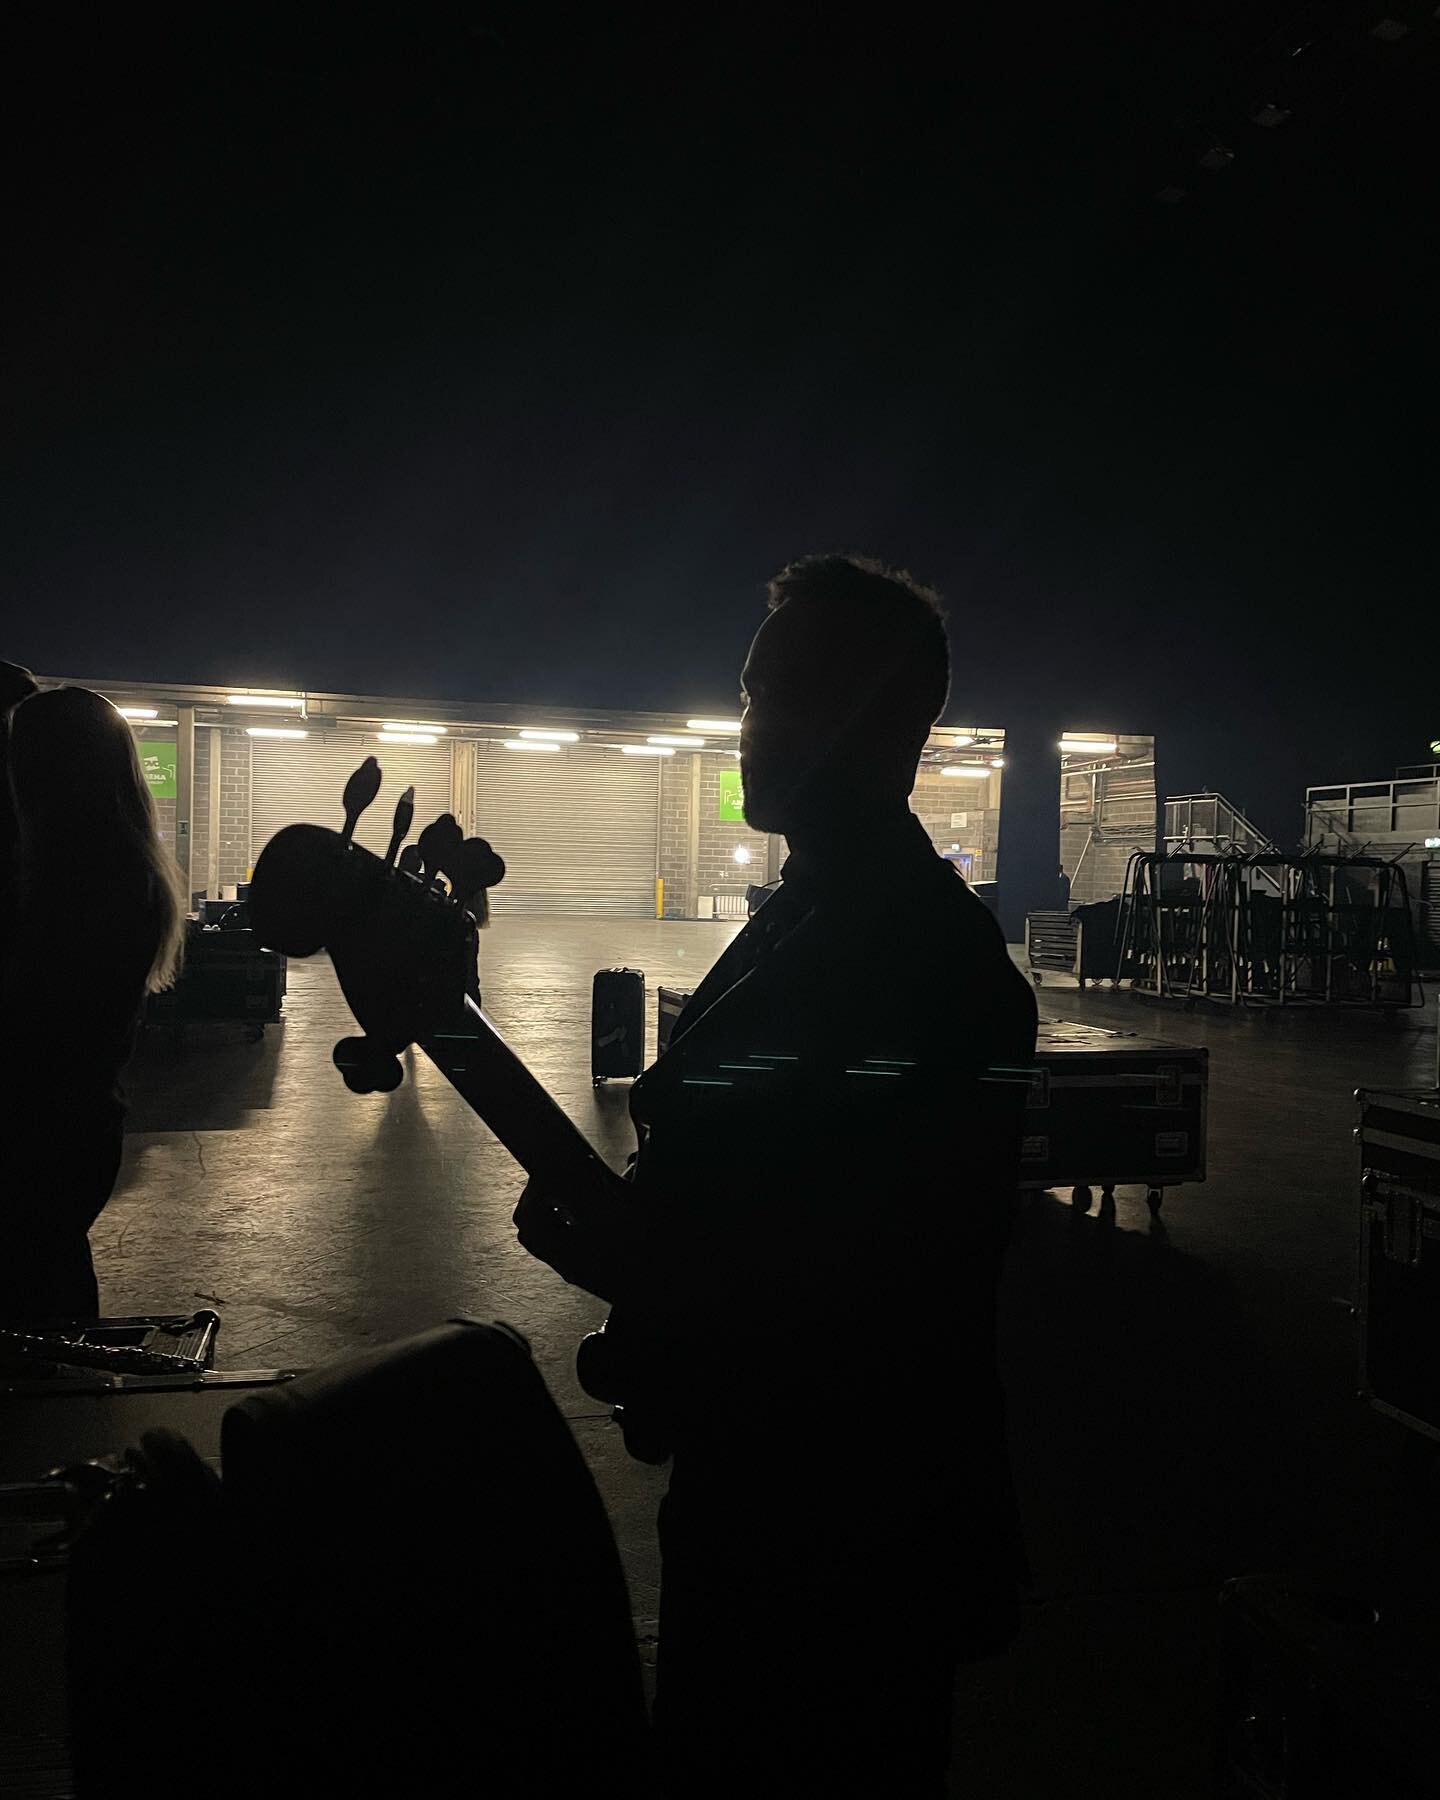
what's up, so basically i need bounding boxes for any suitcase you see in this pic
[656,986,695,1056]
[591,967,645,1082]
[1356,1087,1440,1440]
[1022,1021,1208,1214]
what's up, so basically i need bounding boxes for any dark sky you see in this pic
[4,5,1436,838]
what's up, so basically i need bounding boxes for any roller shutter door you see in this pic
[474,744,658,916]
[249,734,453,867]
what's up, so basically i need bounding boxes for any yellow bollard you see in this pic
[655,876,664,919]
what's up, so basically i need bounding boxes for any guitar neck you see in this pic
[417,995,617,1194]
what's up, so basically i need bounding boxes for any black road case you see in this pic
[147,926,286,1037]
[656,985,695,1056]
[591,967,645,1082]
[1357,1087,1440,1440]
[1022,1021,1208,1214]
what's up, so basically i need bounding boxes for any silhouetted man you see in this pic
[517,556,1037,1796]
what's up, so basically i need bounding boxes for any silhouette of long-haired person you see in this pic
[0,686,185,1319]
[517,557,1038,1797]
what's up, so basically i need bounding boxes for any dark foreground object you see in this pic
[1219,1574,1440,1797]
[6,1323,653,1798]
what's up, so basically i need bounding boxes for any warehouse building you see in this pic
[53,677,1155,921]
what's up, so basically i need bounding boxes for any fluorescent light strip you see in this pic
[517,728,579,743]
[132,719,178,729]
[618,744,674,756]
[377,731,438,745]
[503,738,560,753]
[246,726,308,739]
[1060,738,1118,755]
[940,765,977,777]
[227,694,304,709]
[648,734,706,747]
[115,705,158,719]
[382,720,447,735]
[686,718,741,732]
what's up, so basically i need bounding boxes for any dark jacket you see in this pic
[602,814,1038,1588]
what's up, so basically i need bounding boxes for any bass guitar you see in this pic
[248,761,669,1456]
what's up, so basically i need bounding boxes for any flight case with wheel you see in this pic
[1357,1087,1440,1441]
[591,968,645,1082]
[1022,1021,1208,1215]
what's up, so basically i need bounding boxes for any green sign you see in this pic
[140,741,176,799]
[717,768,746,822]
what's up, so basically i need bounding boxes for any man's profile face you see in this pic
[739,607,838,834]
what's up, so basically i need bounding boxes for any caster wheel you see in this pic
[1146,1188,1163,1215]
[1071,1185,1092,1212]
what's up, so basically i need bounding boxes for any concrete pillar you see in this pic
[206,728,221,897]
[451,738,478,836]
[687,752,702,915]
[995,720,1061,944]
[174,704,195,902]
[766,832,784,883]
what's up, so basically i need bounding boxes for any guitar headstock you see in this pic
[249,765,505,1094]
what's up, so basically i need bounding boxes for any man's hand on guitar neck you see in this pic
[512,1160,644,1303]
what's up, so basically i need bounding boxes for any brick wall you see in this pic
[657,753,771,916]
[218,730,252,889]
[910,766,1001,880]
[1060,743,1156,903]
[658,754,693,915]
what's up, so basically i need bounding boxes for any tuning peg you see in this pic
[445,837,506,908]
[383,786,416,869]
[341,757,382,844]
[417,813,463,882]
[333,1036,404,1094]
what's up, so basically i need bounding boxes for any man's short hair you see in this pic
[766,554,950,728]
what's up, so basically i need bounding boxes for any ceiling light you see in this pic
[135,719,178,729]
[228,694,304,710]
[377,731,438,746]
[940,765,976,778]
[648,734,706,747]
[686,718,741,733]
[932,733,974,747]
[1198,145,1235,172]
[1060,737,1119,755]
[503,738,560,752]
[732,846,752,865]
[115,705,158,719]
[1250,102,1291,128]
[517,728,579,743]
[619,744,674,756]
[990,757,1006,768]
[246,726,308,739]
[382,721,447,735]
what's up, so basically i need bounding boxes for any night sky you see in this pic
[5,6,1436,839]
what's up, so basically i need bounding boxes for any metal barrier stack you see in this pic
[1117,850,1420,1008]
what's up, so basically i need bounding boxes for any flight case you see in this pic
[1356,1087,1440,1440]
[1022,1021,1208,1214]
